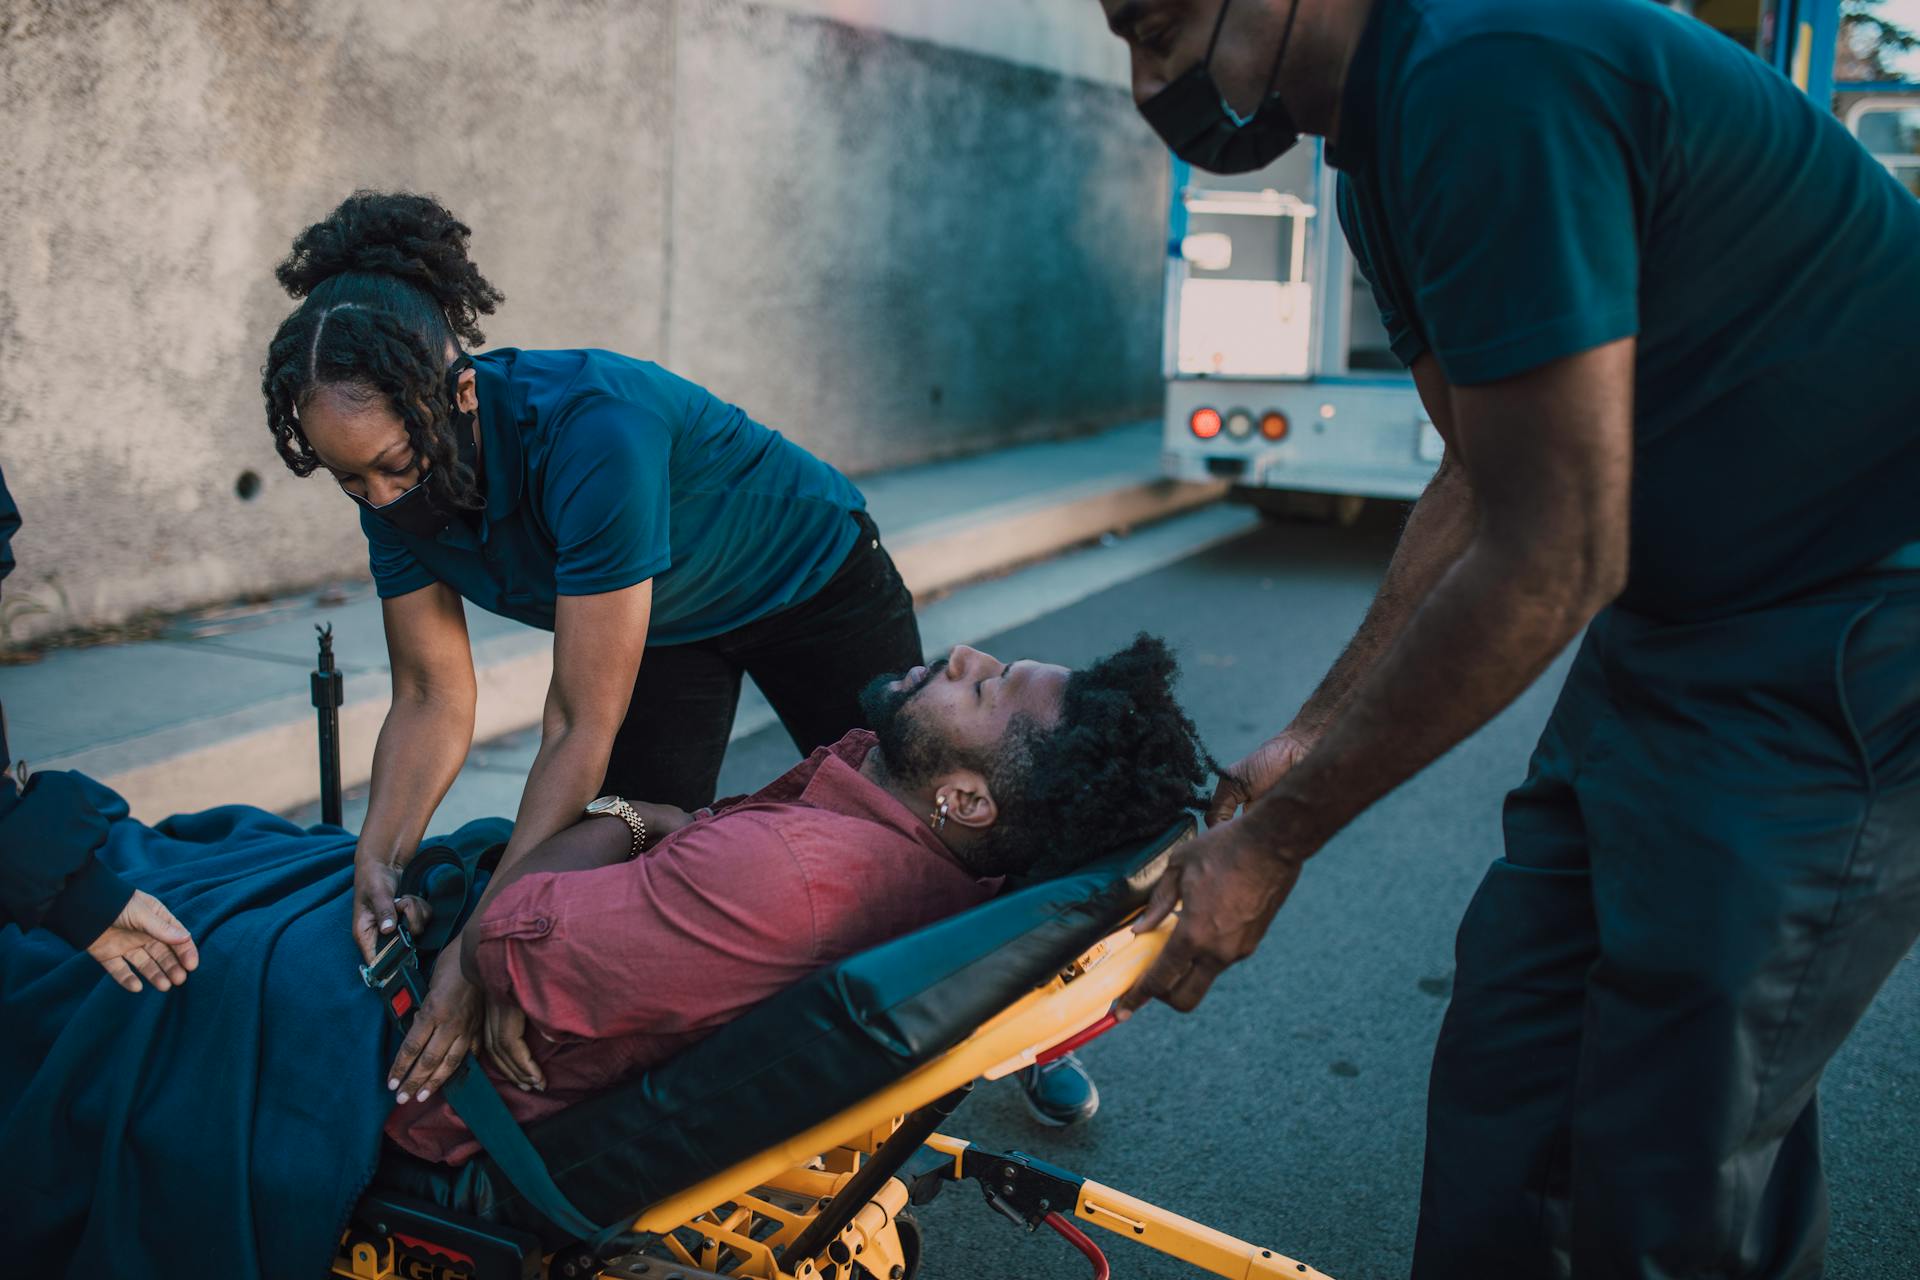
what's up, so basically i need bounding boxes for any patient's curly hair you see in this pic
[261,190,504,511]
[984,634,1215,877]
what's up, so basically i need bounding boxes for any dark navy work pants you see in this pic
[1413,574,1920,1279]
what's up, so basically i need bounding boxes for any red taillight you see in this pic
[1260,410,1290,441]
[1190,407,1222,439]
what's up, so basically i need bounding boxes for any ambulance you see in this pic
[1158,0,1917,509]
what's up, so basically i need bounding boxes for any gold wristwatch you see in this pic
[584,795,648,859]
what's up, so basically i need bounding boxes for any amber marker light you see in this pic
[1260,410,1290,441]
[1189,407,1223,440]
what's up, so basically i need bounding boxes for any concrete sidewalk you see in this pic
[8,421,1231,819]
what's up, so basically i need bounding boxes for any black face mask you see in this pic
[346,354,479,540]
[1139,0,1302,174]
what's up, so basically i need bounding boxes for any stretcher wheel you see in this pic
[852,1209,921,1280]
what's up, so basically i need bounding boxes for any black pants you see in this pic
[599,511,923,811]
[1413,574,1920,1279]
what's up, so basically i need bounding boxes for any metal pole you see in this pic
[312,623,344,827]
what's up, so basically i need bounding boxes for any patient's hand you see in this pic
[389,953,483,1104]
[483,995,545,1092]
[87,890,200,993]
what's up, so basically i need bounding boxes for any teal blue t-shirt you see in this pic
[1332,0,1920,620]
[362,348,864,644]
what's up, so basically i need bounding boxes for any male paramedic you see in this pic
[1098,0,1920,1275]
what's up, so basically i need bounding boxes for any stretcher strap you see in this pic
[439,1053,608,1245]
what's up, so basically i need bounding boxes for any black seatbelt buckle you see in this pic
[360,918,428,1029]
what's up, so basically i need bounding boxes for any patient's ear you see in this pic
[936,769,998,831]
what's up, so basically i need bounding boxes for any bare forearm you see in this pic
[1252,537,1603,857]
[460,720,615,920]
[355,695,474,870]
[1295,453,1475,734]
[443,720,615,975]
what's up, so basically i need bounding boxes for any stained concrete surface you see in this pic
[1,0,676,642]
[0,0,1163,644]
[666,0,1166,473]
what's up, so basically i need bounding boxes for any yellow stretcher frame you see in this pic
[335,914,1337,1280]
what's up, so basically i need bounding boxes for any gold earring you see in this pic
[931,796,949,831]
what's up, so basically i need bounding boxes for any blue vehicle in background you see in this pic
[1159,0,1919,511]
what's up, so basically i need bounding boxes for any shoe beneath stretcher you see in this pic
[1019,1052,1100,1127]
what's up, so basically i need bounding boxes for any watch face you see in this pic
[585,796,619,815]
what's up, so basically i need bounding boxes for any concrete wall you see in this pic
[0,0,1166,644]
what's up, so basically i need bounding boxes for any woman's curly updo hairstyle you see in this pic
[262,191,504,511]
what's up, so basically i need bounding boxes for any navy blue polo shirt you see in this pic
[1331,0,1920,621]
[362,349,865,644]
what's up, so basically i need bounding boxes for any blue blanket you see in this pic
[0,776,509,1279]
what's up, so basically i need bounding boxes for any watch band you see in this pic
[585,796,648,859]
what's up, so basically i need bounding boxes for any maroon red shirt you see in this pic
[389,731,997,1164]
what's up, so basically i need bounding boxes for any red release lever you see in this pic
[1043,1212,1111,1280]
[1035,1011,1119,1066]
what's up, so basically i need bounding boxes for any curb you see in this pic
[888,475,1226,599]
[43,475,1226,820]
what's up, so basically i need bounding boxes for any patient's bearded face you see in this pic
[859,644,1070,787]
[860,658,959,785]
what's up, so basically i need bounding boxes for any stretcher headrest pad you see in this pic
[370,815,1191,1243]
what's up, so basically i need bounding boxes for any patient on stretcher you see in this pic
[392,636,1210,1164]
[1,636,1206,1277]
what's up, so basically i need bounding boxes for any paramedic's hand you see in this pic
[389,955,482,1104]
[1115,819,1302,1016]
[87,891,200,993]
[483,995,546,1093]
[1207,726,1318,826]
[353,855,429,964]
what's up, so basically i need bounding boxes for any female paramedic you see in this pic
[259,191,921,1102]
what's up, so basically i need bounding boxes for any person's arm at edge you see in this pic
[0,468,195,991]
[0,770,201,993]
[1123,337,1634,1013]
[352,582,478,962]
[1209,355,1476,821]
[0,770,119,938]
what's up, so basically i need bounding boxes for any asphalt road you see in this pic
[715,510,1920,1280]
